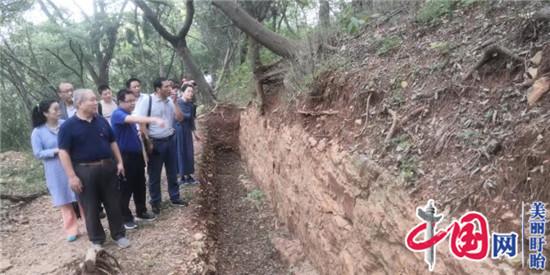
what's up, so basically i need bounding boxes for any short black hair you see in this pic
[98,84,111,94]
[153,77,169,91]
[117,89,134,102]
[125,78,141,88]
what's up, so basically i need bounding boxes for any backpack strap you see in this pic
[146,94,152,129]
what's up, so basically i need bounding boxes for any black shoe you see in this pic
[135,212,157,222]
[151,204,161,215]
[124,221,138,230]
[171,199,188,207]
[186,175,199,185]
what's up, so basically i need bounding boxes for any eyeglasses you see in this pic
[121,99,137,103]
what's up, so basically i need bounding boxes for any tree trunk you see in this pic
[212,0,299,59]
[240,35,248,65]
[248,38,266,115]
[248,38,262,71]
[319,0,330,30]
[175,45,217,105]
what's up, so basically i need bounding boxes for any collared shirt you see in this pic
[135,93,175,139]
[132,93,146,131]
[59,101,76,119]
[132,93,146,116]
[111,107,141,153]
[100,100,118,124]
[67,105,76,118]
[58,115,114,163]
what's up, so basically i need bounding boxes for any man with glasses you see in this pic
[58,82,76,119]
[135,77,186,215]
[111,89,165,229]
[126,78,145,115]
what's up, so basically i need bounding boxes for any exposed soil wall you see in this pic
[238,107,519,274]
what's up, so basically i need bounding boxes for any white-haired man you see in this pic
[58,89,130,249]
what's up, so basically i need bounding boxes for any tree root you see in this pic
[76,248,122,275]
[0,192,46,203]
[356,93,372,138]
[385,106,427,143]
[463,44,523,81]
[297,109,339,116]
[385,109,399,144]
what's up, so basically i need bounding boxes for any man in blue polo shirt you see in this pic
[111,89,165,230]
[58,88,130,249]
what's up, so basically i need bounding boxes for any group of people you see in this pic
[30,77,200,249]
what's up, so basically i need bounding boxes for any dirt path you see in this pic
[212,150,287,275]
[0,184,205,275]
[0,147,295,274]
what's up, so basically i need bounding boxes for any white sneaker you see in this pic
[115,237,130,249]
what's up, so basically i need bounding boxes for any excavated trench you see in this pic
[198,106,292,274]
[197,101,526,275]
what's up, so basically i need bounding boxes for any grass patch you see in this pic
[243,188,265,209]
[399,156,417,183]
[417,0,479,25]
[391,134,412,152]
[0,151,46,196]
[375,36,402,56]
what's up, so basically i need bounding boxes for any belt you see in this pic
[152,134,174,142]
[76,159,113,166]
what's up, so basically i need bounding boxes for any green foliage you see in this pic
[399,156,417,183]
[0,151,46,196]
[388,78,406,106]
[461,0,479,7]
[0,98,32,151]
[0,0,33,25]
[260,48,279,65]
[457,129,480,145]
[430,41,452,54]
[391,135,412,152]
[290,54,350,96]
[417,0,479,24]
[375,36,402,56]
[244,188,265,208]
[216,63,254,106]
[246,188,264,202]
[389,90,405,106]
[416,0,455,24]
[337,5,368,34]
[346,17,368,34]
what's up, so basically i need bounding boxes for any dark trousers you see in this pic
[74,160,125,244]
[147,135,180,206]
[120,152,147,222]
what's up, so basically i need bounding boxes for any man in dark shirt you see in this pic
[111,89,165,230]
[58,88,130,249]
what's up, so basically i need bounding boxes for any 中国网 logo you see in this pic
[405,199,546,271]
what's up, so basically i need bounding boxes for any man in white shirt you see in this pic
[135,77,186,214]
[98,84,117,124]
[58,82,76,119]
[126,78,146,115]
